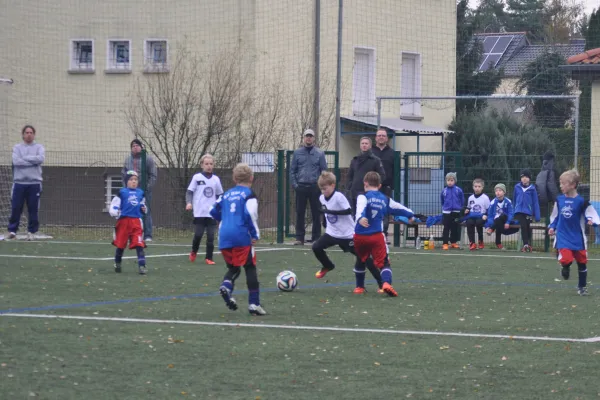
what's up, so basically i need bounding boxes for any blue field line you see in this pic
[0,277,590,315]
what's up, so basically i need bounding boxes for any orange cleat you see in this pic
[205,259,216,265]
[382,282,398,297]
[442,244,449,251]
[478,241,485,249]
[469,243,477,251]
[353,287,366,294]
[450,243,460,249]
[189,252,197,262]
[315,268,331,279]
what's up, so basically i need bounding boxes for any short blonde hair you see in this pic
[360,136,372,145]
[472,178,485,186]
[363,171,381,187]
[318,171,336,188]
[233,163,253,184]
[200,153,214,166]
[560,169,580,186]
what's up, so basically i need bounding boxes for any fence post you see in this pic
[544,203,550,252]
[393,151,401,247]
[277,150,285,244]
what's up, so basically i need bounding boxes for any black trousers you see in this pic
[192,217,216,259]
[465,218,485,243]
[491,214,508,245]
[312,233,354,270]
[514,213,532,246]
[295,184,321,242]
[442,212,461,244]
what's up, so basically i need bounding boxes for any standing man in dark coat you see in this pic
[347,136,386,213]
[290,129,328,245]
[371,129,395,238]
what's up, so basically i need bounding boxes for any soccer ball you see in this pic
[276,270,298,292]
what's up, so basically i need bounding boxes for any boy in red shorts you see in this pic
[210,163,265,315]
[548,169,600,295]
[354,171,415,297]
[109,170,147,274]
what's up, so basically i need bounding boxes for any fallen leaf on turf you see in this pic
[181,392,187,395]
[440,346,450,350]
[167,364,174,368]
[168,338,184,344]
[593,351,600,355]
[501,356,507,361]
[374,362,380,366]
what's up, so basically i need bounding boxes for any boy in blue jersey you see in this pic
[354,172,415,297]
[109,171,148,274]
[513,169,541,252]
[441,172,464,250]
[210,163,266,315]
[548,170,600,295]
[485,183,514,250]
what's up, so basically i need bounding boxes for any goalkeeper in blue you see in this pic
[210,163,266,316]
[548,169,600,295]
[109,170,148,275]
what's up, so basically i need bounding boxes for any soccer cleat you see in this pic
[248,304,267,316]
[496,244,504,250]
[450,243,460,249]
[315,267,333,279]
[8,232,16,239]
[521,245,532,253]
[382,282,398,297]
[138,266,147,275]
[561,265,570,280]
[578,287,589,296]
[469,243,477,251]
[144,238,152,243]
[114,263,122,273]
[219,286,238,310]
[377,288,385,294]
[26,232,34,241]
[442,244,449,251]
[293,240,304,246]
[205,259,216,265]
[189,252,197,262]
[526,245,532,253]
[353,287,366,294]
[478,241,485,249]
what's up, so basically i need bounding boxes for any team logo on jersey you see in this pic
[472,204,482,213]
[326,214,338,224]
[128,194,139,206]
[561,205,573,219]
[198,180,206,185]
[203,187,214,198]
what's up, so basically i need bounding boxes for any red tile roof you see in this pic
[567,48,600,65]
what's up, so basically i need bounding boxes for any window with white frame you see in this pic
[400,52,422,118]
[69,39,94,73]
[105,175,123,212]
[352,48,375,116]
[144,39,168,72]
[107,40,131,72]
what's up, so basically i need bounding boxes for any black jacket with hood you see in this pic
[535,151,559,203]
[347,150,386,198]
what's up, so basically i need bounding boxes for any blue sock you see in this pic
[381,267,392,284]
[578,263,587,288]
[221,280,234,293]
[136,247,146,267]
[249,289,260,305]
[115,248,124,264]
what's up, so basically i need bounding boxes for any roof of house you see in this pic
[567,48,600,65]
[473,32,586,77]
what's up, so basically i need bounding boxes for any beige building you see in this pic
[0,0,456,168]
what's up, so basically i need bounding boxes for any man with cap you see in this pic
[122,139,158,241]
[512,169,540,252]
[290,129,328,245]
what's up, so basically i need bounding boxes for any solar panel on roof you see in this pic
[479,54,502,71]
[483,36,498,53]
[478,35,514,72]
[491,36,511,53]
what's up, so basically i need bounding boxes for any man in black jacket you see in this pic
[290,129,328,245]
[347,136,386,213]
[371,129,395,238]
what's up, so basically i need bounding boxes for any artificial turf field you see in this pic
[1,240,600,399]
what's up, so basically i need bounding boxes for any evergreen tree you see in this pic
[578,9,600,157]
[505,0,547,42]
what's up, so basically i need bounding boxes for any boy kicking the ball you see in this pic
[548,169,600,295]
[109,170,148,275]
[354,172,415,296]
[312,172,383,290]
[210,163,266,315]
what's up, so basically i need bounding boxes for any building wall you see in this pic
[591,81,600,201]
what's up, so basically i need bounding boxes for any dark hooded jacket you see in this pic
[535,151,559,203]
[347,150,386,198]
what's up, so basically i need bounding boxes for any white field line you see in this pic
[2,313,596,343]
[0,247,295,261]
[4,240,289,249]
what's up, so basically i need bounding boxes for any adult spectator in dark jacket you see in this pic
[347,136,386,212]
[371,129,395,236]
[290,129,327,245]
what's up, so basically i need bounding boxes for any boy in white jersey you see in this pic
[464,178,490,251]
[186,154,224,264]
[312,172,383,291]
